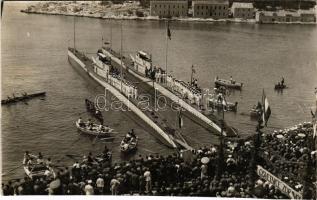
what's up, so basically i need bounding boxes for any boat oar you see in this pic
[92,131,102,144]
[100,136,116,141]
[66,154,82,159]
[2,163,24,176]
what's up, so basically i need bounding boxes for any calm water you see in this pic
[2,2,317,180]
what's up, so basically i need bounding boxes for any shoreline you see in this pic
[20,10,317,25]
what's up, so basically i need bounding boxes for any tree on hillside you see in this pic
[140,0,150,8]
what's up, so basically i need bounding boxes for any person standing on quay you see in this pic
[96,174,104,195]
[144,169,152,193]
[84,180,94,195]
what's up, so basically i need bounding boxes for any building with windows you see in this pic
[256,10,316,23]
[231,2,254,19]
[192,0,229,19]
[150,0,188,18]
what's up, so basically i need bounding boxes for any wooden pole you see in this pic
[73,16,76,49]
[120,21,123,92]
[165,20,169,82]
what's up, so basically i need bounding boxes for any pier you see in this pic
[102,48,237,137]
[68,48,193,150]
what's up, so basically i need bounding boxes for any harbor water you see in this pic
[2,2,317,180]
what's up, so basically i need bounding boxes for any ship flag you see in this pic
[261,89,271,126]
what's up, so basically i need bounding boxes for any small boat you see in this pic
[274,84,287,90]
[95,151,112,163]
[85,99,103,124]
[215,78,243,90]
[23,164,55,179]
[23,154,56,179]
[120,135,138,153]
[2,92,46,105]
[208,98,238,112]
[75,121,114,137]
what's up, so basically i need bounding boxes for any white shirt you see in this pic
[84,184,94,195]
[96,177,104,188]
[144,171,151,182]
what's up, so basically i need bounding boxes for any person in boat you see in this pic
[23,151,31,165]
[95,110,101,116]
[98,124,105,132]
[256,102,262,111]
[281,77,285,86]
[46,158,52,167]
[77,117,85,127]
[129,129,136,138]
[87,119,93,130]
[37,152,44,164]
[217,93,223,104]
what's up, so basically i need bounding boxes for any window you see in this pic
[197,6,200,9]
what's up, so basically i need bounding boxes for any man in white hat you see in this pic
[84,180,94,195]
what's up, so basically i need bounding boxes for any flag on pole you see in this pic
[178,109,183,129]
[192,65,196,74]
[167,21,171,40]
[262,89,271,126]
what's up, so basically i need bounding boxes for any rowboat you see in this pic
[274,84,287,90]
[75,121,113,137]
[208,98,238,112]
[23,164,55,179]
[2,92,46,105]
[85,99,103,123]
[215,78,243,90]
[120,135,138,153]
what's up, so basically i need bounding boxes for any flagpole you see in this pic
[165,20,169,83]
[120,21,123,92]
[110,19,112,51]
[190,65,193,85]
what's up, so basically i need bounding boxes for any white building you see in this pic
[256,10,316,23]
[231,2,254,19]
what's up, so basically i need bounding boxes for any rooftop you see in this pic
[231,2,254,9]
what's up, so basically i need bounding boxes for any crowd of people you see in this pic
[258,122,316,193]
[2,122,316,197]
